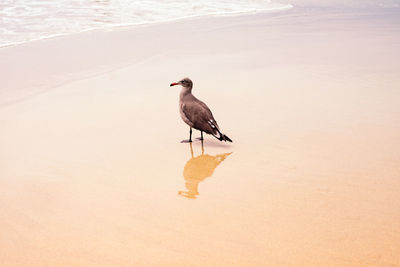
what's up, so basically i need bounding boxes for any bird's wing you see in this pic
[197,101,220,129]
[182,100,219,134]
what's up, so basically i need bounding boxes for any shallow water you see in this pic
[0,0,291,47]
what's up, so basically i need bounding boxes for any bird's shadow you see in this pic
[178,141,232,199]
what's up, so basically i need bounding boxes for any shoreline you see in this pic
[3,2,400,51]
[1,4,399,109]
[0,7,293,108]
[0,3,294,50]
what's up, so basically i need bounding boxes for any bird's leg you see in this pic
[181,128,193,143]
[195,131,204,141]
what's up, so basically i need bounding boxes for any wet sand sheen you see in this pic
[1,5,400,266]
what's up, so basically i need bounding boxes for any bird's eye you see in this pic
[180,80,184,83]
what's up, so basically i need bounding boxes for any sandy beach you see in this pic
[1,3,400,266]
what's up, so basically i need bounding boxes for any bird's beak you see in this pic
[170,82,179,87]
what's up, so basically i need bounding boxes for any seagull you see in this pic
[170,78,232,143]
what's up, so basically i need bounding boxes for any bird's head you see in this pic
[170,78,193,89]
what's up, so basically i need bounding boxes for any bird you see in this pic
[170,77,232,143]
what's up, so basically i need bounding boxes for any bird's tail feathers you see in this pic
[223,134,232,142]
[213,129,233,142]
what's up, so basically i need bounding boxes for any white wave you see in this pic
[0,0,292,48]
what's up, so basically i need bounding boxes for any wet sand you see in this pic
[1,5,400,266]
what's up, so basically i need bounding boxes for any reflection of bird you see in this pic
[179,142,232,199]
[170,78,232,143]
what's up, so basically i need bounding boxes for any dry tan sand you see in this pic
[0,5,400,266]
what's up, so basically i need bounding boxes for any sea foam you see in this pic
[0,0,292,48]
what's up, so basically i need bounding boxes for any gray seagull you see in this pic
[170,78,232,143]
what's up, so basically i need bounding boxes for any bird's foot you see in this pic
[195,137,204,141]
[180,139,192,143]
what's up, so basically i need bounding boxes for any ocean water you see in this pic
[0,0,292,48]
